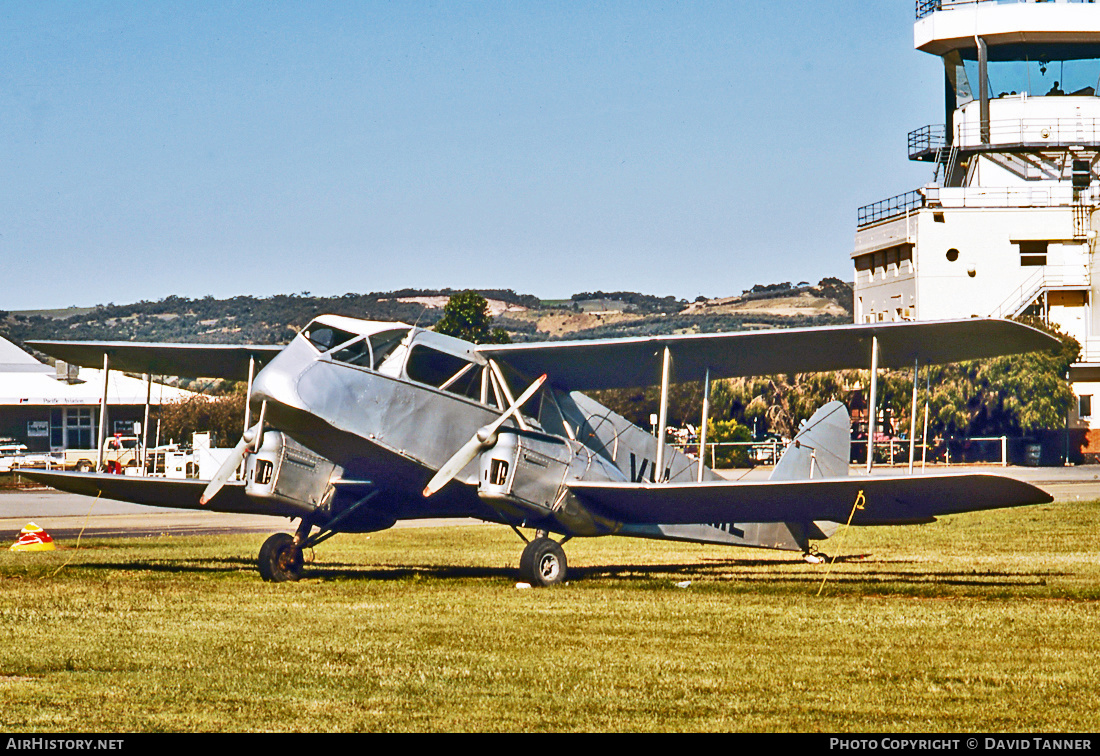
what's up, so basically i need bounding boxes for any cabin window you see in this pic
[303,324,357,352]
[332,338,372,367]
[405,346,481,398]
[328,328,410,370]
[368,329,408,368]
[1018,241,1048,267]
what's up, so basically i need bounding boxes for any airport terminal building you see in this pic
[0,336,195,452]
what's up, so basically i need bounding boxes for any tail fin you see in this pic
[769,401,850,481]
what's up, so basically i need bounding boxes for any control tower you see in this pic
[852,0,1100,433]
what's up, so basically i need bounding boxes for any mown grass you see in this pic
[1,500,1099,732]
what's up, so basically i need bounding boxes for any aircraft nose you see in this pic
[250,337,315,414]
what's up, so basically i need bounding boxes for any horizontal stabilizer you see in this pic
[17,470,306,518]
[569,473,1052,526]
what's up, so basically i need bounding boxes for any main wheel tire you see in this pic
[519,537,567,587]
[258,532,304,582]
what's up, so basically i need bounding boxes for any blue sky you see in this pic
[2,1,943,310]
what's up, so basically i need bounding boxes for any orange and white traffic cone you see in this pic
[9,522,56,551]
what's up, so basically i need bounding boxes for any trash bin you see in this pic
[1024,443,1042,467]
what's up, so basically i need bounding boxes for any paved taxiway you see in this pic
[0,465,1096,542]
[0,488,484,541]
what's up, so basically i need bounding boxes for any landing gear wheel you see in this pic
[519,537,567,587]
[258,532,304,582]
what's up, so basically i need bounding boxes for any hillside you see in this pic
[0,279,852,358]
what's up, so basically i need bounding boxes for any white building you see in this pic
[852,0,1100,446]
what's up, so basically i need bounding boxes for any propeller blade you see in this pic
[422,434,485,498]
[199,432,252,505]
[423,374,546,497]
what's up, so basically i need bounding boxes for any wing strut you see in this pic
[97,352,110,471]
[908,358,919,475]
[488,359,530,431]
[141,372,152,471]
[697,366,710,482]
[865,335,879,474]
[922,370,931,472]
[654,346,671,482]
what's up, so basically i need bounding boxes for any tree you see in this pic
[718,318,1079,441]
[909,318,1079,437]
[722,372,854,439]
[153,386,247,447]
[707,419,752,467]
[433,291,511,344]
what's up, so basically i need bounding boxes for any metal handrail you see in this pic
[934,184,1081,207]
[956,116,1100,148]
[909,124,946,159]
[918,0,1098,21]
[857,189,925,227]
[989,263,1091,319]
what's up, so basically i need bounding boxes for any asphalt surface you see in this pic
[1,464,1096,543]
[0,487,484,541]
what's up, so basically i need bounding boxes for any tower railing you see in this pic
[956,116,1100,149]
[933,184,1077,207]
[857,190,925,227]
[918,0,1098,21]
[908,124,946,161]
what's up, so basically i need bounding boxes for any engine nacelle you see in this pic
[477,429,623,536]
[244,430,343,514]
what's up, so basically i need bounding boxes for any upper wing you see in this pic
[25,341,284,380]
[568,473,1052,525]
[478,318,1060,390]
[17,470,308,517]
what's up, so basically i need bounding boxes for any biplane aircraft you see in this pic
[22,316,1057,585]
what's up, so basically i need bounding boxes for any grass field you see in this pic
[1,499,1099,732]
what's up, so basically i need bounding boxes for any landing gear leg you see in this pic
[519,536,568,587]
[257,490,382,582]
[258,532,305,582]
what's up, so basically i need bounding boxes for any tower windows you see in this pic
[1017,240,1048,266]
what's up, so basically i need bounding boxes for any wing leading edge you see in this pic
[25,341,284,381]
[568,474,1052,526]
[479,318,1060,390]
[17,470,307,518]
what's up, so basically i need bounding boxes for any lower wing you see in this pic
[17,470,307,518]
[568,473,1052,526]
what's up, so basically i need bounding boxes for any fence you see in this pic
[673,436,1013,468]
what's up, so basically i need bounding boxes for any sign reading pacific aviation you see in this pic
[23,316,1057,585]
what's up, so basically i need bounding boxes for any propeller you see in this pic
[199,433,253,505]
[200,400,267,506]
[423,373,546,498]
